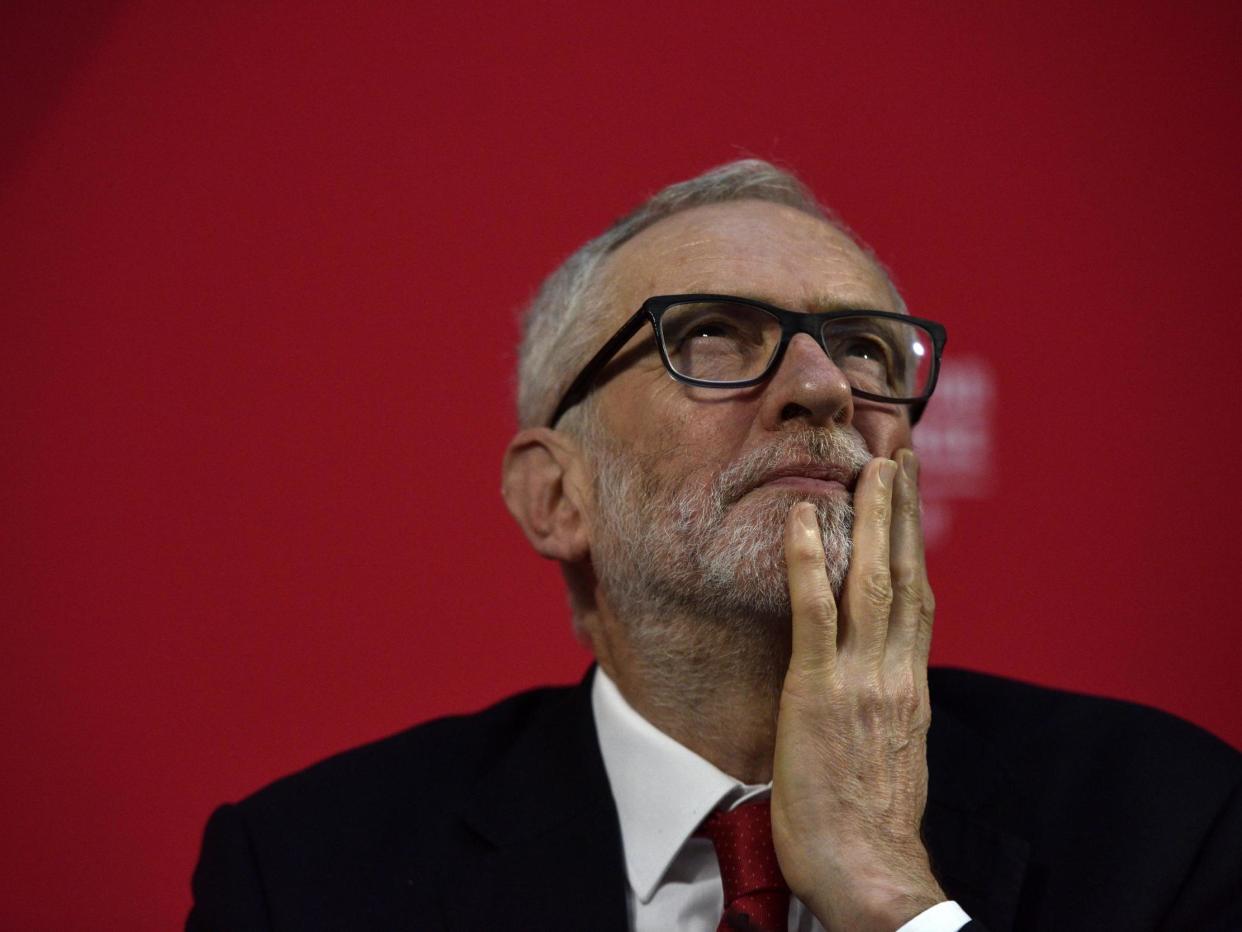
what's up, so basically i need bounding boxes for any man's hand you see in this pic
[771,450,944,932]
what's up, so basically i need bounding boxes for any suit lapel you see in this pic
[448,669,629,932]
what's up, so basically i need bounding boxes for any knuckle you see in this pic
[792,539,825,565]
[800,594,836,627]
[789,532,825,564]
[891,557,920,590]
[854,678,886,718]
[859,570,893,610]
[887,671,929,725]
[895,683,922,719]
[871,496,892,526]
[897,491,921,522]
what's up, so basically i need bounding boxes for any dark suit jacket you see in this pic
[187,667,1242,931]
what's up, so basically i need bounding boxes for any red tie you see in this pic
[697,799,791,932]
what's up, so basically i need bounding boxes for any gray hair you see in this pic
[514,158,895,430]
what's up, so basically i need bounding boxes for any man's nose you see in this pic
[758,332,854,429]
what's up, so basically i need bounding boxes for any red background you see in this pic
[4,3,1241,928]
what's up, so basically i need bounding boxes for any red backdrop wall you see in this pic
[4,3,1240,928]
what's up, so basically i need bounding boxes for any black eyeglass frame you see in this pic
[547,293,948,427]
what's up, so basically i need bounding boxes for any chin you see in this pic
[697,492,852,616]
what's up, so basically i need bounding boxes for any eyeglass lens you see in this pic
[658,300,933,399]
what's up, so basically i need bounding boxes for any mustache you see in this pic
[711,429,873,506]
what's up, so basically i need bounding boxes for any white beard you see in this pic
[590,428,871,628]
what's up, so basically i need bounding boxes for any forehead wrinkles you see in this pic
[629,227,860,272]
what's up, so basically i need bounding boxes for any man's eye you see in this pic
[680,318,740,344]
[831,334,898,393]
[842,338,883,359]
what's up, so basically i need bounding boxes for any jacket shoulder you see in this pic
[929,665,1240,777]
[236,680,578,829]
[189,681,583,931]
[927,665,1241,861]
[926,667,1242,928]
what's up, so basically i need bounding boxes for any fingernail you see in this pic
[901,450,919,483]
[878,459,898,488]
[797,502,818,534]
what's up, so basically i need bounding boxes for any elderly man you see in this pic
[188,161,1242,931]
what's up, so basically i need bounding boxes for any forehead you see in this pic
[600,199,897,313]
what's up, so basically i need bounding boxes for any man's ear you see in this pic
[501,427,592,562]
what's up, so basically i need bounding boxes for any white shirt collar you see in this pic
[591,667,769,904]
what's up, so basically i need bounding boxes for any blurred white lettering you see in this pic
[914,355,996,546]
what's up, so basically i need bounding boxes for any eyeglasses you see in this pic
[547,294,948,427]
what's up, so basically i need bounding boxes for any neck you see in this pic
[586,602,791,785]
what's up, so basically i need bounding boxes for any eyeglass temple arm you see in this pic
[547,307,651,428]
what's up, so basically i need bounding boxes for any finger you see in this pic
[885,449,931,669]
[784,502,838,676]
[841,457,897,661]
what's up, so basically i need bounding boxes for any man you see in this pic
[188,161,1242,930]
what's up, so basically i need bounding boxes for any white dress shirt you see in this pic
[591,668,971,932]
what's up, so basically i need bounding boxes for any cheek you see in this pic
[852,406,913,457]
[642,401,754,483]
[682,401,754,451]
